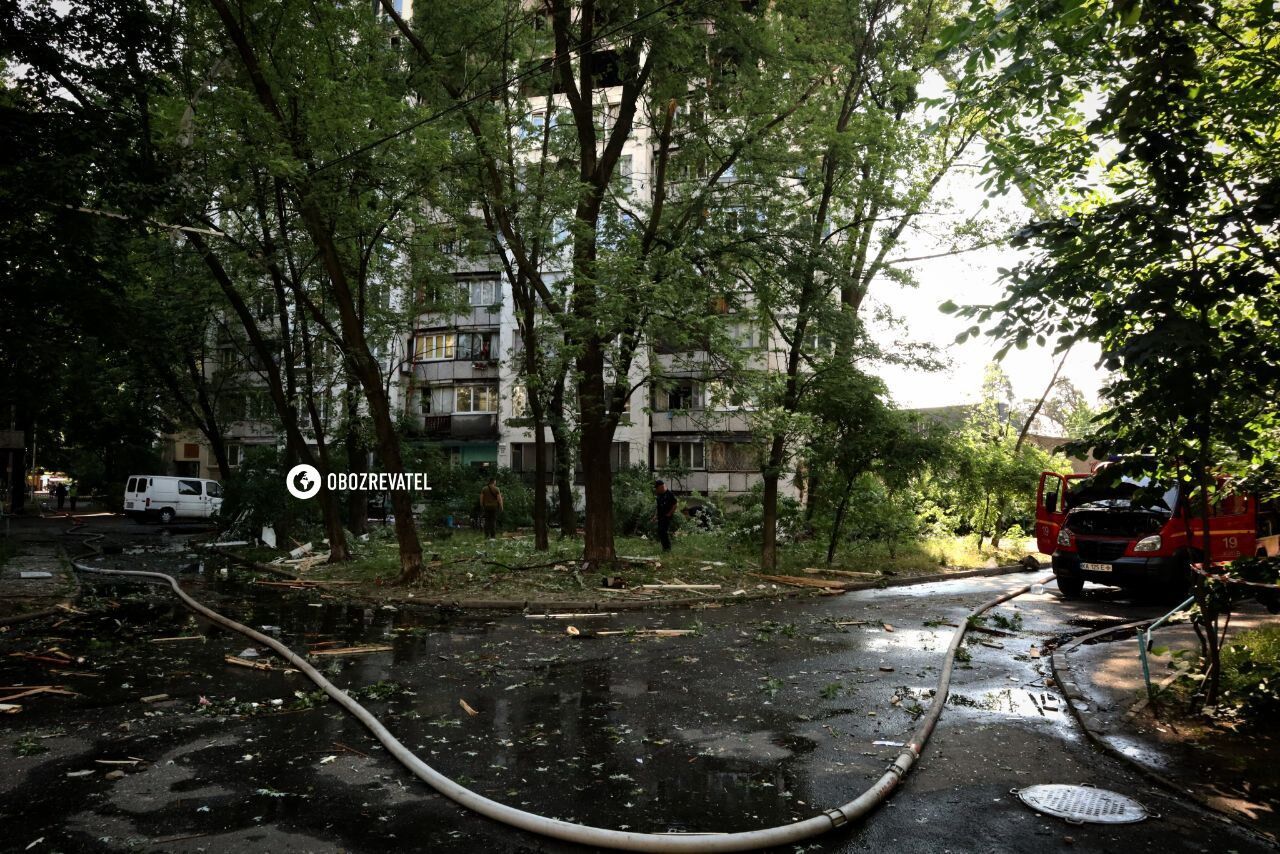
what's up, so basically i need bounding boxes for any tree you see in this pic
[946,0,1280,702]
[1,0,182,509]
[389,0,818,567]
[170,0,463,580]
[704,0,985,571]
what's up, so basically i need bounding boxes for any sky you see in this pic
[867,157,1107,412]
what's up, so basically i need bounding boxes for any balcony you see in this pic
[417,413,499,440]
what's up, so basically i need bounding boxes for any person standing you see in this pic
[68,480,78,511]
[54,481,67,511]
[653,480,678,553]
[479,477,504,539]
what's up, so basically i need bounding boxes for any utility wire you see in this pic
[313,0,701,173]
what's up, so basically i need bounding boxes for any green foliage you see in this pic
[13,736,48,757]
[613,465,674,538]
[1217,626,1280,724]
[219,446,319,538]
[724,482,803,546]
[401,446,533,531]
[924,365,1070,545]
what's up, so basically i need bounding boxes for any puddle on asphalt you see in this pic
[1,557,833,840]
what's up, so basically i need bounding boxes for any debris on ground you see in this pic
[140,693,170,703]
[459,699,479,716]
[0,685,78,703]
[525,612,617,620]
[634,583,721,592]
[307,644,393,657]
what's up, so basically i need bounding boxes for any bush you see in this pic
[1218,625,1280,723]
[723,482,801,545]
[400,445,532,532]
[834,476,919,558]
[219,446,319,540]
[613,465,680,537]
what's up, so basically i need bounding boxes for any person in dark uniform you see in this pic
[54,482,68,511]
[653,480,678,552]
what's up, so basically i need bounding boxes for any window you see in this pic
[420,386,454,414]
[655,441,704,470]
[510,385,529,417]
[728,321,760,349]
[415,332,455,361]
[704,381,751,410]
[708,441,755,471]
[226,445,243,468]
[206,482,222,498]
[126,477,137,493]
[613,154,634,194]
[456,384,499,413]
[178,480,203,496]
[456,330,497,361]
[660,381,699,411]
[447,447,462,467]
[182,443,200,460]
[460,277,500,307]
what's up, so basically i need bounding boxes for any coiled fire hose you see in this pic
[71,550,1051,852]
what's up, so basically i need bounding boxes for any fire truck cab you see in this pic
[1036,466,1256,599]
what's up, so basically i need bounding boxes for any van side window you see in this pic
[205,482,222,498]
[178,480,203,496]
[126,478,136,493]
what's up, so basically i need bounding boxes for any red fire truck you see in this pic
[1035,465,1258,598]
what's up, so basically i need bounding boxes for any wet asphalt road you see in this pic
[0,520,1271,853]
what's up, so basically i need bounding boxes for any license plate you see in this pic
[125,502,134,509]
[1081,562,1112,572]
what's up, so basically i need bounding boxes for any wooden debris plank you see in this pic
[525,613,618,620]
[592,629,694,637]
[801,568,883,579]
[225,655,275,671]
[633,583,722,591]
[307,645,393,657]
[750,573,856,590]
[149,636,205,644]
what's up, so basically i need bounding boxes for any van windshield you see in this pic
[206,482,222,498]
[1068,474,1179,513]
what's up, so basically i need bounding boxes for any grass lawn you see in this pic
[236,527,1042,604]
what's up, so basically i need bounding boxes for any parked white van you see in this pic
[123,476,223,523]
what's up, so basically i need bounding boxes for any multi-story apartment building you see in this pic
[161,4,785,503]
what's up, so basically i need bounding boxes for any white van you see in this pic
[123,475,223,523]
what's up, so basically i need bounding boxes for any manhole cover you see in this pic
[1016,784,1148,824]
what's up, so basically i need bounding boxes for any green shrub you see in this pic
[219,446,319,539]
[1218,625,1280,722]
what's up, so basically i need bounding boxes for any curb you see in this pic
[347,563,1036,615]
[1050,621,1276,845]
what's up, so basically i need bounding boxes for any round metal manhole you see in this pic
[1016,784,1148,824]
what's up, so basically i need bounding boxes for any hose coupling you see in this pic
[824,808,850,828]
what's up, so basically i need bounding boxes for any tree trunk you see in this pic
[343,384,368,538]
[760,434,786,572]
[579,417,615,568]
[531,423,549,551]
[549,407,577,537]
[826,473,856,565]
